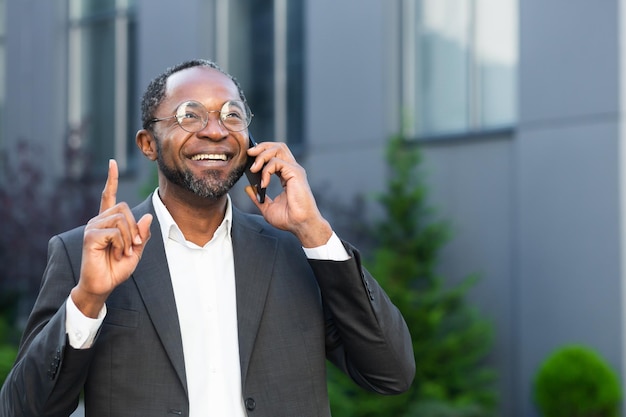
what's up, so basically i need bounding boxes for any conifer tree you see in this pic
[327,135,496,417]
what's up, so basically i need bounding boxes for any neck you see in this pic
[158,186,228,246]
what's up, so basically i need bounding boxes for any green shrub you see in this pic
[533,344,621,417]
[327,135,496,416]
[0,344,17,385]
[0,313,17,386]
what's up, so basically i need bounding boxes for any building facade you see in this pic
[1,0,624,416]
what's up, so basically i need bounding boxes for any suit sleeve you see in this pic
[0,233,95,417]
[309,240,415,395]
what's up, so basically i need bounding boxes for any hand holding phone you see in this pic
[244,135,266,203]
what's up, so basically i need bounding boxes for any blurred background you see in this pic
[0,0,624,416]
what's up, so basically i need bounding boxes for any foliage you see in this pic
[0,294,19,386]
[0,140,100,299]
[533,344,621,417]
[0,319,17,386]
[140,164,159,198]
[0,139,99,386]
[327,135,496,416]
[0,345,17,386]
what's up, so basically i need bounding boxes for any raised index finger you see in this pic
[100,159,118,214]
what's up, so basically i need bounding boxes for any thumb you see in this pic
[133,214,153,252]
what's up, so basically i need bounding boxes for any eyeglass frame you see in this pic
[147,99,254,133]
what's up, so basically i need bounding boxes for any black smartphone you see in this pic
[244,135,266,203]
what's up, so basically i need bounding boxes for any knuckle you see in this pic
[118,202,131,211]
[87,215,106,227]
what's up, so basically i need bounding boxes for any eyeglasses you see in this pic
[148,100,253,133]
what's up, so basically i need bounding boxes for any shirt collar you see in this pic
[151,189,233,248]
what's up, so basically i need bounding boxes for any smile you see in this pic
[190,153,228,161]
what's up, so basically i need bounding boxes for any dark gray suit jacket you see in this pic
[1,197,414,417]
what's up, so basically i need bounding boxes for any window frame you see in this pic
[398,0,517,140]
[214,0,305,149]
[67,0,135,175]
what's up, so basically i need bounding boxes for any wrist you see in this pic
[295,218,333,248]
[70,286,108,319]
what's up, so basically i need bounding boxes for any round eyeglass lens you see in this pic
[175,101,207,133]
[220,100,252,132]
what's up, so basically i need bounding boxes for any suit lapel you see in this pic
[131,198,188,395]
[231,208,278,384]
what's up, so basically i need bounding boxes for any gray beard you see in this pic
[155,141,245,199]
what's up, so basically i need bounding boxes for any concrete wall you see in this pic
[516,0,624,416]
[422,134,516,413]
[4,0,67,178]
[304,0,390,199]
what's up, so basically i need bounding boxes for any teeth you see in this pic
[191,154,227,161]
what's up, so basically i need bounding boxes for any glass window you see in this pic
[215,0,304,147]
[402,0,517,137]
[68,0,136,176]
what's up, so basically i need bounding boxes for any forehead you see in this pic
[164,66,240,104]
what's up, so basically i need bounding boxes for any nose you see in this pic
[197,111,228,140]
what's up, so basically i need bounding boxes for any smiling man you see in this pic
[0,59,415,417]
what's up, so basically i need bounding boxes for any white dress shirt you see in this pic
[152,192,245,416]
[65,190,349,416]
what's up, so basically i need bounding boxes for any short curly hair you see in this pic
[140,59,247,130]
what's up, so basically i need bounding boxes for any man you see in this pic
[0,59,414,417]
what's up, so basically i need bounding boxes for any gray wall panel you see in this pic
[516,122,622,417]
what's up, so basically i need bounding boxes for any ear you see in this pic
[136,129,158,161]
